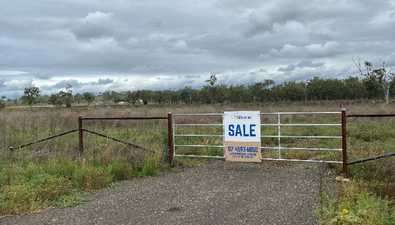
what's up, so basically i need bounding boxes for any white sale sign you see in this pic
[223,111,261,162]
[224,111,261,142]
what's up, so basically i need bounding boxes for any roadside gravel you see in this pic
[1,161,336,225]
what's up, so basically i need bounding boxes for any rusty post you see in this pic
[167,112,174,165]
[78,115,83,155]
[341,109,348,176]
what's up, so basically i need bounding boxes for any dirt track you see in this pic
[1,161,335,225]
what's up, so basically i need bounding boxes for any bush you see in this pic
[73,166,110,191]
[317,182,395,224]
[107,162,131,181]
[0,100,5,110]
[0,185,44,215]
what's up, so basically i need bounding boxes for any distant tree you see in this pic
[0,96,6,100]
[74,93,83,104]
[344,77,365,100]
[64,84,73,108]
[355,59,394,104]
[82,92,95,106]
[125,91,138,105]
[49,94,59,107]
[102,91,112,102]
[180,86,193,104]
[0,100,5,110]
[21,87,41,107]
[205,74,217,87]
[204,74,218,103]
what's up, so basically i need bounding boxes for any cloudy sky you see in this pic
[1,0,395,98]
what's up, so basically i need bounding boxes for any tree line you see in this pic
[16,75,394,108]
[0,60,392,109]
[93,76,395,104]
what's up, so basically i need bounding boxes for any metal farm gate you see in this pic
[171,110,348,174]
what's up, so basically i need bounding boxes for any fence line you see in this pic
[348,151,395,165]
[346,113,395,166]
[9,110,395,175]
[82,129,155,153]
[9,129,78,151]
[8,115,171,156]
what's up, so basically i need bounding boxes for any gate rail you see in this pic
[172,113,224,160]
[172,110,348,174]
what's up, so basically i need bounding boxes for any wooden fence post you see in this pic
[78,115,84,155]
[167,112,174,165]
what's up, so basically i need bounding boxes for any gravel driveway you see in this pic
[1,161,335,225]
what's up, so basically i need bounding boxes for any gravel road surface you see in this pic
[1,161,335,225]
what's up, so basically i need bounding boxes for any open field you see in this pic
[0,101,395,222]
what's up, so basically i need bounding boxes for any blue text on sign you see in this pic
[228,124,256,137]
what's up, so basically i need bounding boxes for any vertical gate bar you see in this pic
[167,112,174,165]
[78,115,83,155]
[278,113,282,159]
[222,113,225,159]
[172,114,175,162]
[341,109,348,176]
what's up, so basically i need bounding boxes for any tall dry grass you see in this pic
[1,101,395,217]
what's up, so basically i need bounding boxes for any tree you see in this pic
[205,74,217,87]
[49,94,59,107]
[204,74,218,103]
[180,86,193,104]
[64,84,73,107]
[83,92,95,106]
[0,100,5,110]
[355,59,394,104]
[74,93,83,104]
[21,87,41,107]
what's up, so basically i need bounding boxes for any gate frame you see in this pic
[170,110,348,175]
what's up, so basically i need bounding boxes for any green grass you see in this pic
[0,123,167,216]
[2,105,395,221]
[173,114,395,223]
[317,182,395,224]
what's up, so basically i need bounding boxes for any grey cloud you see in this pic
[34,72,52,80]
[268,41,342,58]
[385,53,395,67]
[278,60,325,72]
[43,79,82,90]
[249,68,267,75]
[98,79,113,85]
[278,64,296,72]
[96,79,114,85]
[0,79,5,88]
[244,11,274,37]
[298,60,325,68]
[184,75,201,78]
[71,11,118,40]
[146,16,165,29]
[0,0,394,97]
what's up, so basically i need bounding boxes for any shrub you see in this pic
[0,185,45,215]
[0,100,5,110]
[107,162,131,181]
[73,166,110,191]
[317,182,395,224]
